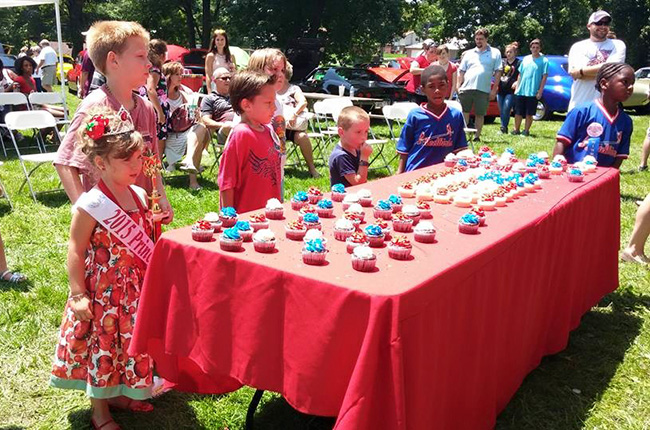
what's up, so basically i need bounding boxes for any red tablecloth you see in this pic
[131,166,620,430]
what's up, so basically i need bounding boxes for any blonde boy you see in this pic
[54,21,173,222]
[328,106,373,187]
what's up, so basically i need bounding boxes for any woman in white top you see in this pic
[163,62,211,190]
[204,29,236,91]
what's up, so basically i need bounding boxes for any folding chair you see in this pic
[5,111,63,202]
[28,92,71,128]
[332,107,391,174]
[445,100,476,152]
[0,161,12,210]
[0,92,30,157]
[311,101,341,164]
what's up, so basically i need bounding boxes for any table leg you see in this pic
[245,389,265,430]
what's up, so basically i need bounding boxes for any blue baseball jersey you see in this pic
[557,100,632,167]
[397,104,468,172]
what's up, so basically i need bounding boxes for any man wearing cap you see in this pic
[35,39,58,92]
[405,39,438,97]
[567,10,626,111]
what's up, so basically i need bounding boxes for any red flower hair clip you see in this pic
[85,114,110,140]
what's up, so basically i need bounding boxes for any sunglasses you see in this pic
[216,76,231,81]
[593,20,611,26]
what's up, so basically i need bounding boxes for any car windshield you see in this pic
[636,69,650,79]
[560,63,568,73]
[336,69,374,81]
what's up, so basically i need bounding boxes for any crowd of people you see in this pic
[0,8,647,429]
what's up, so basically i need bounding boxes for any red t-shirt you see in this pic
[405,55,431,93]
[218,123,282,213]
[442,62,457,98]
[14,75,37,95]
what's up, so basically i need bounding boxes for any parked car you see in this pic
[0,53,15,69]
[622,67,650,113]
[296,66,410,109]
[55,54,75,84]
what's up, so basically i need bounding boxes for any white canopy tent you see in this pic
[0,0,68,119]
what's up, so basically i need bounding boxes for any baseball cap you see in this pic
[422,38,434,47]
[587,10,611,25]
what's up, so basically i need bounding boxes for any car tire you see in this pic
[534,99,551,121]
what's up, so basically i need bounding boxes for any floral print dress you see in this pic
[50,182,154,399]
[139,66,169,140]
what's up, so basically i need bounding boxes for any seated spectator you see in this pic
[277,62,320,178]
[162,61,211,190]
[0,61,15,129]
[12,56,65,118]
[200,67,235,143]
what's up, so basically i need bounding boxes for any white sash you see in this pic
[75,186,154,265]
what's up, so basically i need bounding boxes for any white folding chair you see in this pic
[445,100,476,152]
[28,92,71,129]
[5,111,63,202]
[311,101,341,164]
[332,107,391,174]
[0,161,12,210]
[0,92,30,157]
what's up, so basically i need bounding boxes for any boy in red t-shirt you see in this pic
[218,71,282,213]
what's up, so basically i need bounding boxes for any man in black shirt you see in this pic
[200,67,235,143]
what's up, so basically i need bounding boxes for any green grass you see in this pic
[1,90,649,429]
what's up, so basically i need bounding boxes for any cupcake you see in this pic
[249,213,270,231]
[549,161,563,175]
[444,152,457,167]
[346,231,369,254]
[307,186,323,204]
[388,194,403,213]
[434,187,451,204]
[413,221,436,243]
[568,168,584,182]
[525,160,537,173]
[285,220,307,241]
[265,198,285,220]
[537,151,549,164]
[416,201,432,219]
[388,235,412,260]
[373,199,393,220]
[511,162,526,175]
[493,189,507,207]
[303,228,327,244]
[333,218,356,241]
[298,204,317,221]
[478,194,496,211]
[302,212,322,230]
[415,183,433,202]
[203,212,223,232]
[191,220,214,242]
[220,227,244,251]
[302,238,328,265]
[316,199,334,218]
[453,189,473,208]
[398,182,415,198]
[458,213,480,234]
[343,211,363,228]
[470,207,486,226]
[291,191,309,211]
[537,165,551,179]
[219,206,238,228]
[402,204,421,226]
[392,212,414,233]
[357,189,373,207]
[331,183,346,202]
[345,203,366,223]
[373,219,392,241]
[553,154,568,171]
[234,221,254,242]
[351,245,377,272]
[583,155,598,173]
[253,229,276,253]
[363,224,385,247]
[342,193,360,211]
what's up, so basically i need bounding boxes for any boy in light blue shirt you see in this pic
[512,39,549,136]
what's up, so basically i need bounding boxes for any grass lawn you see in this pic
[1,90,649,429]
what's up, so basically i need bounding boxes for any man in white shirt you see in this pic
[567,10,626,111]
[35,39,58,92]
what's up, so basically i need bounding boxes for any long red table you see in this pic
[131,166,620,429]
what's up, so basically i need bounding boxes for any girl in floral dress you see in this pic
[51,106,156,430]
[139,39,169,159]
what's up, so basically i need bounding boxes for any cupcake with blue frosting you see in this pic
[302,238,328,265]
[316,199,334,218]
[388,194,403,213]
[363,224,385,248]
[331,183,346,202]
[234,221,254,242]
[568,167,584,183]
[220,227,243,251]
[302,212,322,230]
[458,213,480,234]
[219,206,238,228]
[291,191,309,211]
[373,199,393,220]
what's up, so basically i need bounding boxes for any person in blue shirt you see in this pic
[512,39,548,136]
[396,65,468,173]
[553,62,635,168]
[328,106,372,187]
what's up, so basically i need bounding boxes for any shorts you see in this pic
[286,129,306,142]
[40,65,56,86]
[458,90,489,116]
[165,123,201,166]
[514,95,538,117]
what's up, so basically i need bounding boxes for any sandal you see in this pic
[1,270,27,283]
[91,417,121,430]
[108,397,154,413]
[620,250,650,264]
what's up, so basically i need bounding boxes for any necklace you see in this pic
[104,83,137,111]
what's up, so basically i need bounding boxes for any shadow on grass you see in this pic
[0,426,26,430]
[163,173,219,191]
[37,190,71,208]
[496,288,646,430]
[67,391,205,430]
[254,396,335,430]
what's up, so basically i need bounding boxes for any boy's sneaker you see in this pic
[510,130,520,136]
[522,130,530,137]
[638,165,648,172]
[499,127,507,134]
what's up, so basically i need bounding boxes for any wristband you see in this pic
[579,68,584,77]
[359,160,370,167]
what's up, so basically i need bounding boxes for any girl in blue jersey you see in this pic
[396,65,467,173]
[553,63,635,168]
